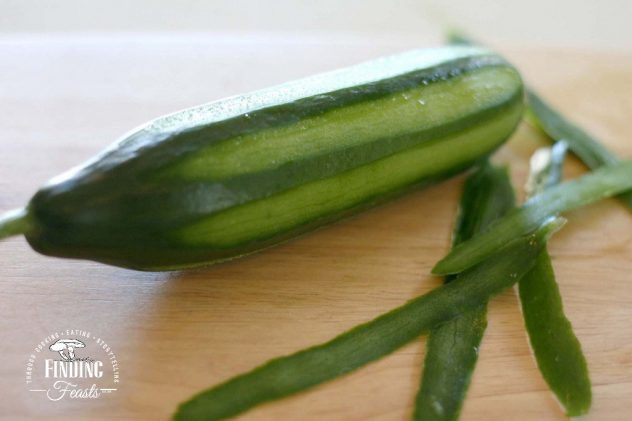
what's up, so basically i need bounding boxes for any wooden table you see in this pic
[1,34,631,420]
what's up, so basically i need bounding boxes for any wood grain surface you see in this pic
[0,35,631,420]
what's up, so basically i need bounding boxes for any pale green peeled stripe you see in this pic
[433,160,632,275]
[172,68,520,180]
[175,101,522,247]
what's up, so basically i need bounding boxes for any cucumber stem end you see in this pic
[0,208,33,240]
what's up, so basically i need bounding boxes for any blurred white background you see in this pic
[2,0,631,51]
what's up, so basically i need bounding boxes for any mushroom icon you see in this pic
[49,339,86,361]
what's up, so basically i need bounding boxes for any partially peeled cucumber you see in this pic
[0,46,524,270]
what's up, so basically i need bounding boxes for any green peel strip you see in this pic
[519,142,591,416]
[432,160,632,275]
[174,218,563,421]
[414,163,515,421]
[519,249,591,415]
[525,91,618,169]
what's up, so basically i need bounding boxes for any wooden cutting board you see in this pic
[0,35,630,420]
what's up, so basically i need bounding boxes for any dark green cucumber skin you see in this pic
[25,48,523,270]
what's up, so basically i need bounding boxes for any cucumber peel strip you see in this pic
[519,250,591,415]
[432,160,632,275]
[519,142,591,416]
[174,218,564,421]
[414,163,516,421]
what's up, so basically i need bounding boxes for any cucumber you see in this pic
[0,46,524,270]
